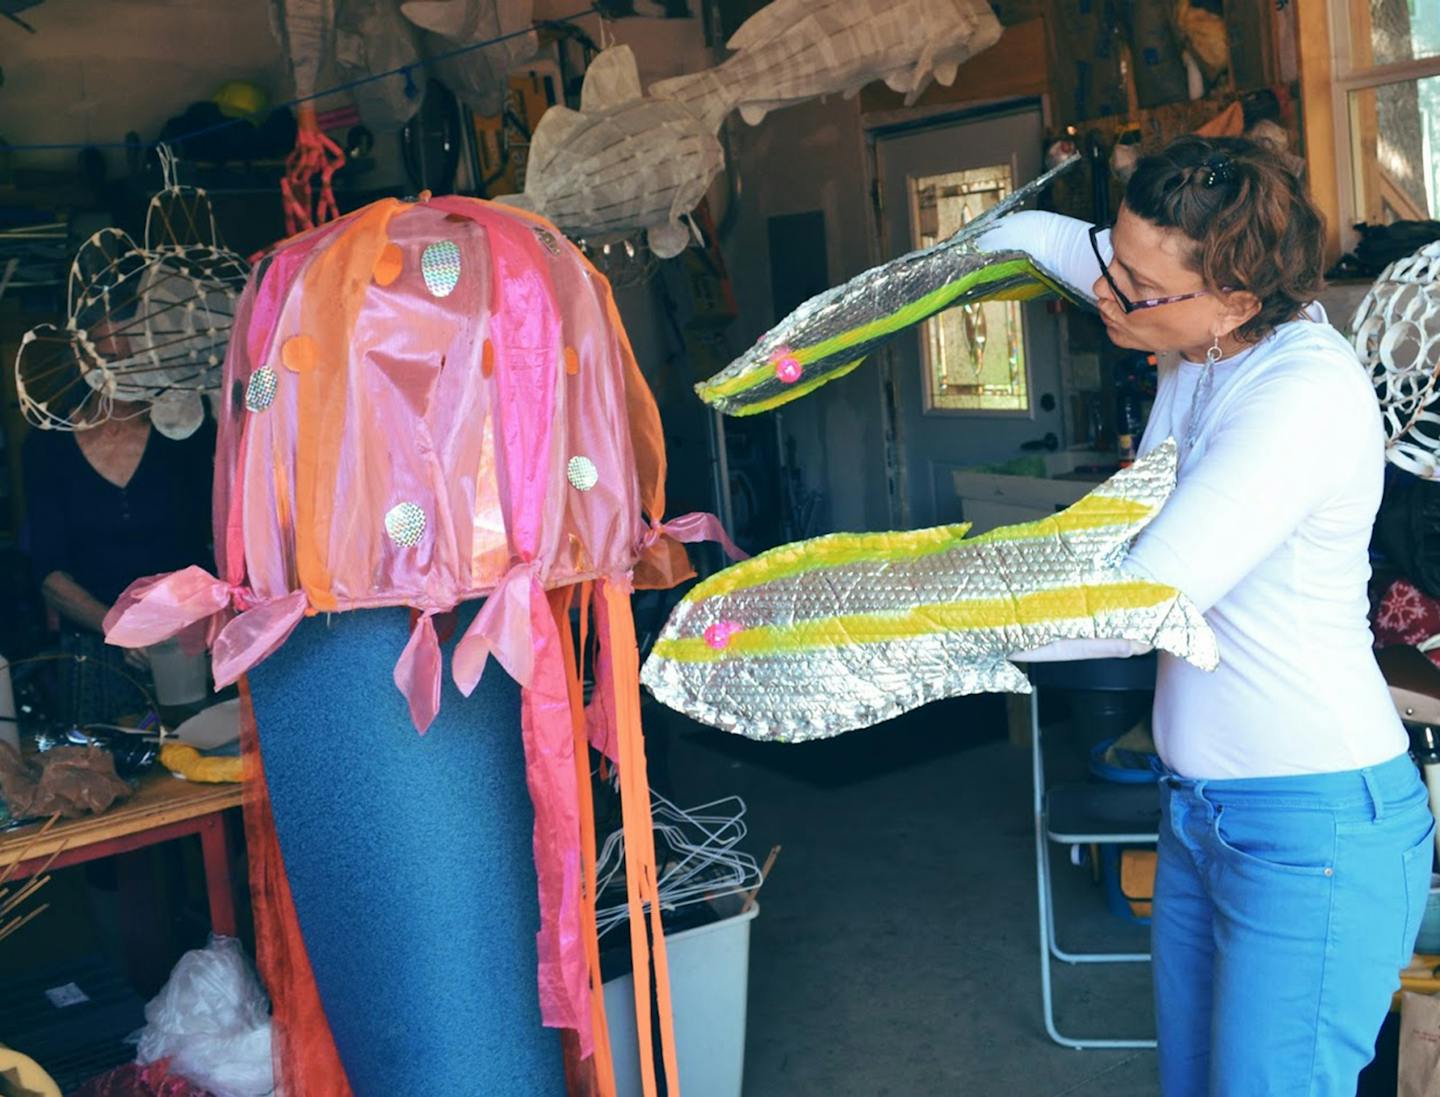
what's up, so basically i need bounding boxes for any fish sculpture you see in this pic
[500,46,723,259]
[650,0,1003,131]
[698,155,1082,416]
[400,0,537,117]
[641,440,1218,741]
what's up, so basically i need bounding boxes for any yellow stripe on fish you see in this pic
[699,258,1043,401]
[689,492,1157,602]
[653,580,1180,665]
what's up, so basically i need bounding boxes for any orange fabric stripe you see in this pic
[292,200,403,612]
[602,581,681,1097]
[552,585,617,1097]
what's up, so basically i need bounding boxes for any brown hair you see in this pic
[1123,134,1325,342]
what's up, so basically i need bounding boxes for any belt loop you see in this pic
[1361,766,1384,822]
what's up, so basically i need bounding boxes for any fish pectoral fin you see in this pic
[883,69,912,93]
[934,60,959,87]
[982,657,1033,695]
[648,221,691,259]
[1147,588,1220,672]
[738,103,769,126]
[400,0,465,37]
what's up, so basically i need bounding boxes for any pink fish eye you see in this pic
[703,620,742,650]
[772,349,803,384]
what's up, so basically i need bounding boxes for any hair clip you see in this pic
[1203,157,1235,187]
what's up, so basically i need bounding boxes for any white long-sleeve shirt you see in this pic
[981,211,1406,779]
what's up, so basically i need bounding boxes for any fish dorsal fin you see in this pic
[581,46,644,112]
[1048,439,1178,558]
[527,105,587,177]
[725,0,802,52]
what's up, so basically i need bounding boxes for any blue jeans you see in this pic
[1154,752,1435,1096]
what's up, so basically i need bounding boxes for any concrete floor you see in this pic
[650,693,1161,1097]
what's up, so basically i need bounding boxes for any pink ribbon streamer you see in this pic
[103,567,238,649]
[520,582,592,1055]
[211,592,309,689]
[645,512,749,561]
[452,566,540,698]
[104,568,310,692]
[393,611,443,733]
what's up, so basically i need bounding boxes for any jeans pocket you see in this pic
[1400,818,1437,965]
[1210,805,1336,877]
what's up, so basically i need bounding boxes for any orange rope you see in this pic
[601,580,681,1097]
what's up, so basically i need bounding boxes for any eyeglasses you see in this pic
[1088,224,1222,314]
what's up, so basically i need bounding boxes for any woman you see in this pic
[982,135,1433,1094]
[23,401,214,726]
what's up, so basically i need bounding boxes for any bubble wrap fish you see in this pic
[642,440,1218,741]
[698,155,1082,416]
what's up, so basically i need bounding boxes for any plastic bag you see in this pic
[136,936,275,1097]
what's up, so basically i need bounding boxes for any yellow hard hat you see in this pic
[212,81,269,121]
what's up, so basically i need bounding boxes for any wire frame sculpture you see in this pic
[14,149,250,440]
[1354,240,1440,478]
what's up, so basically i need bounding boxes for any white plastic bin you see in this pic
[603,898,759,1097]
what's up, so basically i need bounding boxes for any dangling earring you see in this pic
[1206,333,1223,367]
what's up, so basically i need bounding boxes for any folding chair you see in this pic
[1027,656,1159,1050]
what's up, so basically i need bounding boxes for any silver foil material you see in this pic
[696,156,1084,417]
[641,440,1217,742]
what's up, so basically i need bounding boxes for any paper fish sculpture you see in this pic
[642,440,1218,741]
[400,0,537,116]
[501,46,723,258]
[698,155,1081,416]
[1352,239,1440,478]
[650,0,1003,131]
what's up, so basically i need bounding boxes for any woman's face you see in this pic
[1094,206,1255,359]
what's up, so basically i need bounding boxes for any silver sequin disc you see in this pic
[384,502,427,547]
[245,367,278,412]
[421,240,461,297]
[567,456,599,492]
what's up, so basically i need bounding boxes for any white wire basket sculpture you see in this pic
[14,148,250,440]
[1353,239,1440,478]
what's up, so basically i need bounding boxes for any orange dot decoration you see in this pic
[281,334,318,374]
[563,347,580,376]
[482,340,495,379]
[373,244,404,287]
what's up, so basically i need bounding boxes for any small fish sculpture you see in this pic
[650,0,1003,131]
[500,46,723,258]
[697,155,1082,416]
[400,0,537,117]
[641,440,1218,742]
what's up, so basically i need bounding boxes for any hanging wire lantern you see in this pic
[14,147,250,439]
